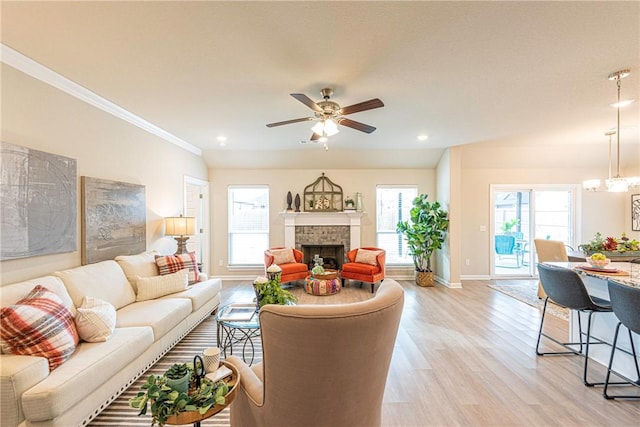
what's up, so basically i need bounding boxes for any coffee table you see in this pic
[216,303,261,365]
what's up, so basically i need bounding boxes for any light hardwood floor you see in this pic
[221,279,640,426]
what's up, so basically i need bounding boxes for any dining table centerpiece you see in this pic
[578,232,640,257]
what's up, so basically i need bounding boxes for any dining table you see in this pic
[543,261,639,381]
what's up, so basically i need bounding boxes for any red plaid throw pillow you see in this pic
[0,285,79,371]
[155,252,200,284]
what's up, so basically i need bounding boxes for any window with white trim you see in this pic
[376,186,417,264]
[228,186,269,265]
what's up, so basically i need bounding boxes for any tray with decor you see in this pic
[164,360,239,425]
[311,269,339,280]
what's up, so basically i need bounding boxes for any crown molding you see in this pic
[1,43,201,156]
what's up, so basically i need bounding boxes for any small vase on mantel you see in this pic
[356,192,363,212]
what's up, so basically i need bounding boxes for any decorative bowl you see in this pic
[587,258,610,268]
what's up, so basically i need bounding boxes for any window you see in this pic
[376,186,417,264]
[228,186,269,265]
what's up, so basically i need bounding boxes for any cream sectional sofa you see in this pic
[0,253,222,427]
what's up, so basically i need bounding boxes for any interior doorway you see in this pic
[184,176,209,274]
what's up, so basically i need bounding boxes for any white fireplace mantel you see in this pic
[280,211,363,249]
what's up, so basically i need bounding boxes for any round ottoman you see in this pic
[304,271,341,296]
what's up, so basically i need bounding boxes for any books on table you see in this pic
[219,303,257,322]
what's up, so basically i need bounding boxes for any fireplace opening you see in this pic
[301,245,345,270]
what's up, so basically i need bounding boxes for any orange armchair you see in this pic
[264,247,308,285]
[340,247,386,293]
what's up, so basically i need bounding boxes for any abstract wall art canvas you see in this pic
[633,194,640,231]
[81,176,146,264]
[1,141,77,260]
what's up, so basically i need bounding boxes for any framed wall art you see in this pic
[0,141,77,260]
[81,176,146,264]
[632,194,640,231]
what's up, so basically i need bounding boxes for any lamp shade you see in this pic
[164,216,196,236]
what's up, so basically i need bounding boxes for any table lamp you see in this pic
[164,215,196,254]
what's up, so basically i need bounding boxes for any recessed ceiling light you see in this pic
[417,134,429,141]
[216,136,227,142]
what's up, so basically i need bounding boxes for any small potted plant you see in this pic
[396,194,449,287]
[344,197,355,210]
[164,363,190,394]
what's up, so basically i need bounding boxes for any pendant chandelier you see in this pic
[583,69,640,192]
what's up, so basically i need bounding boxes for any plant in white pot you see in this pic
[396,194,449,287]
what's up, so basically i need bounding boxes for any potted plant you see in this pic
[579,232,640,256]
[253,269,297,308]
[396,194,449,287]
[129,363,231,427]
[164,363,190,394]
[500,218,520,234]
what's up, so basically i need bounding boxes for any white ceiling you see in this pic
[2,1,639,170]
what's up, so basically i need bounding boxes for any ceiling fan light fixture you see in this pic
[311,121,325,135]
[324,118,339,136]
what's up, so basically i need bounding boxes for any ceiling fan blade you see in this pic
[338,118,377,134]
[290,93,323,113]
[339,98,384,115]
[266,117,314,127]
[310,132,321,141]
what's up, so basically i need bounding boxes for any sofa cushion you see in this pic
[160,278,222,312]
[135,269,188,302]
[0,286,79,371]
[54,260,136,310]
[20,326,153,422]
[75,297,116,342]
[155,252,200,284]
[0,354,50,427]
[115,251,160,292]
[280,262,309,275]
[116,299,192,341]
[270,247,296,265]
[355,249,382,266]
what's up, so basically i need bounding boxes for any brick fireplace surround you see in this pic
[281,212,363,267]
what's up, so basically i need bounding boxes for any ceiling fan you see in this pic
[266,88,384,141]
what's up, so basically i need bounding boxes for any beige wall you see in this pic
[459,141,638,278]
[208,168,436,279]
[1,64,209,285]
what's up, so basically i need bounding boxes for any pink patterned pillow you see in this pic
[355,249,382,266]
[155,252,200,284]
[0,285,79,371]
[270,248,296,265]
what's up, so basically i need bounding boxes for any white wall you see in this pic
[1,64,209,284]
[208,168,436,279]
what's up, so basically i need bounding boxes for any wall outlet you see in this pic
[479,225,487,232]
[218,259,223,266]
[465,259,471,266]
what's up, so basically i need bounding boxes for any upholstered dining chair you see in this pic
[536,263,613,386]
[263,247,308,285]
[225,280,404,427]
[340,247,386,293]
[534,239,569,299]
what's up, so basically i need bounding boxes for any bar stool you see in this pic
[603,279,640,400]
[536,263,613,386]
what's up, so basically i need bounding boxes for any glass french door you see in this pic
[491,186,578,278]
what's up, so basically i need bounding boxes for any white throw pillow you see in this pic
[355,249,382,266]
[75,296,116,343]
[135,269,189,302]
[270,248,296,265]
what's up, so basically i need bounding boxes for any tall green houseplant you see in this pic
[396,194,449,287]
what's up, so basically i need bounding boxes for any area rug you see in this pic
[487,281,569,320]
[89,315,259,426]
